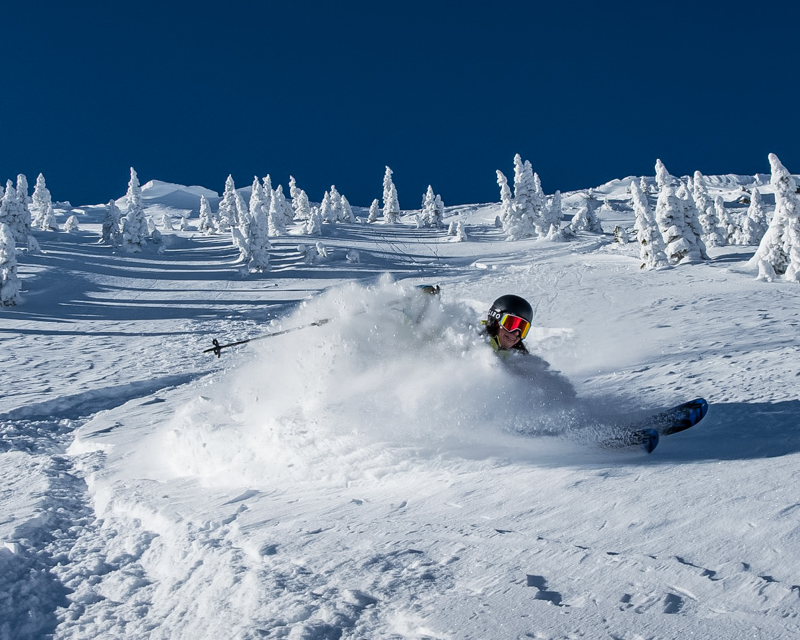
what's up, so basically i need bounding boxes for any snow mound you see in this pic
[155,279,588,488]
[116,180,220,214]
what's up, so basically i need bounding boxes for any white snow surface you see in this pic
[3,176,800,639]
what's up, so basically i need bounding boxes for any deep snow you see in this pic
[2,175,800,639]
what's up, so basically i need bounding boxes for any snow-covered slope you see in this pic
[3,178,800,639]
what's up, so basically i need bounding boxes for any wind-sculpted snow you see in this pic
[159,279,596,488]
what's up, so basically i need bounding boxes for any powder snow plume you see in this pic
[157,278,610,488]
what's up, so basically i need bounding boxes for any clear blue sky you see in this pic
[3,1,798,207]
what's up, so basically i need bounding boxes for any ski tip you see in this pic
[688,398,709,424]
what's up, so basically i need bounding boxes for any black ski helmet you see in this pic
[487,294,533,336]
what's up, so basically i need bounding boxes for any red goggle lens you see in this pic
[499,313,530,339]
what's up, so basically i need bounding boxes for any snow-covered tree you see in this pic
[382,166,400,224]
[293,188,312,222]
[454,219,468,242]
[714,196,735,245]
[420,185,444,227]
[692,171,713,220]
[654,161,706,264]
[248,181,271,271]
[16,174,29,203]
[102,199,122,246]
[217,175,238,231]
[655,159,674,189]
[736,187,768,245]
[498,154,547,240]
[122,168,149,252]
[231,226,250,263]
[303,205,323,235]
[571,190,604,233]
[31,174,51,230]
[0,223,20,305]
[235,191,251,256]
[198,195,216,234]
[496,170,514,224]
[631,179,669,270]
[340,195,356,223]
[249,177,277,239]
[367,198,380,223]
[543,190,563,237]
[697,174,724,247]
[289,176,309,220]
[267,190,287,237]
[272,185,292,226]
[679,183,710,258]
[14,175,31,244]
[328,186,344,223]
[506,154,539,238]
[0,182,29,246]
[750,153,800,280]
[320,191,336,224]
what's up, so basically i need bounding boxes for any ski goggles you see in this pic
[498,313,531,339]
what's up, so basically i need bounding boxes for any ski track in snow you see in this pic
[3,185,800,639]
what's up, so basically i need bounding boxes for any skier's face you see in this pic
[498,325,522,349]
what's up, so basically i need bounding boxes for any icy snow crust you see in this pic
[3,177,800,639]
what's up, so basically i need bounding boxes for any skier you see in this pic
[482,294,533,355]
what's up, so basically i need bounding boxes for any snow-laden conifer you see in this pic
[544,190,563,236]
[231,189,252,264]
[0,182,29,245]
[65,215,79,232]
[499,155,543,240]
[631,179,669,270]
[293,188,312,222]
[16,174,29,203]
[340,195,355,223]
[31,174,51,230]
[198,195,216,234]
[571,190,604,233]
[679,183,710,259]
[259,175,274,220]
[303,205,323,235]
[328,186,344,223]
[454,219,468,242]
[697,173,724,247]
[505,154,538,239]
[736,187,768,245]
[289,176,308,220]
[14,175,31,244]
[249,177,278,239]
[496,170,514,225]
[367,198,380,223]
[122,168,149,252]
[217,175,238,231]
[692,171,713,219]
[268,190,287,237]
[0,223,20,305]
[248,182,271,271]
[655,159,674,189]
[102,199,122,246]
[420,185,444,227]
[231,226,250,263]
[654,161,706,263]
[382,167,400,224]
[714,196,734,245]
[750,153,800,279]
[320,191,336,224]
[273,185,292,225]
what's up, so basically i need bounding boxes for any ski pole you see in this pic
[204,284,440,358]
[204,318,331,357]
